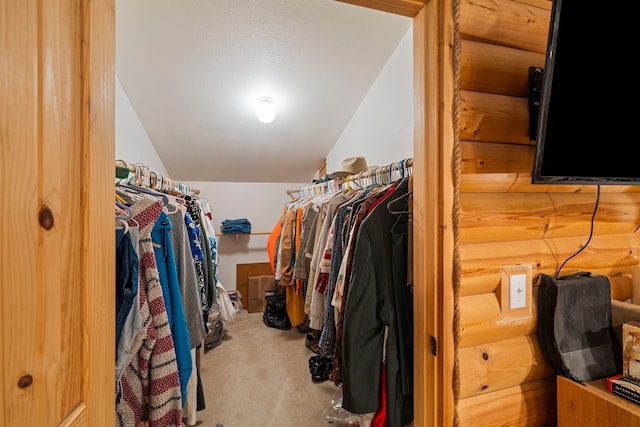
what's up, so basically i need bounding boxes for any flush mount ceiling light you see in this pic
[256,97,276,124]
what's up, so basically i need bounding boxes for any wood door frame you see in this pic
[338,1,452,426]
[84,0,116,425]
[102,0,451,425]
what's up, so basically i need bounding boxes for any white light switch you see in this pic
[509,274,527,309]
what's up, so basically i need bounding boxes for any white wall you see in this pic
[326,26,413,175]
[115,77,169,176]
[115,24,413,293]
[116,77,306,291]
[181,181,306,293]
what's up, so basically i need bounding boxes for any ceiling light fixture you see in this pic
[256,97,276,124]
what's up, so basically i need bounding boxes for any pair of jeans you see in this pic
[115,228,139,356]
[115,227,139,407]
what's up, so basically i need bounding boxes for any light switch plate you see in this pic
[499,264,532,318]
[509,273,527,309]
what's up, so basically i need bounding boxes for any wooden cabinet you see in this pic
[1,1,114,425]
[557,376,640,427]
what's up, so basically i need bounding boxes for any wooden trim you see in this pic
[411,7,428,427]
[438,0,457,423]
[459,0,551,54]
[318,159,327,177]
[83,0,115,424]
[412,0,454,423]
[460,173,640,193]
[336,0,426,18]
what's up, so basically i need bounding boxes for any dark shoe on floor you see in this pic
[305,331,322,354]
[296,315,313,333]
[309,356,333,383]
[296,323,312,333]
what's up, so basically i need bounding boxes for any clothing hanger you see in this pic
[164,194,187,215]
[115,192,128,206]
[115,217,130,234]
[387,190,413,215]
[117,182,170,206]
[115,200,133,220]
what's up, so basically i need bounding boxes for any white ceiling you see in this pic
[116,0,411,183]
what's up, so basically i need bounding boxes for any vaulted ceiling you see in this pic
[115,0,411,183]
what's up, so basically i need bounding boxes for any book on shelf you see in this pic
[623,321,640,379]
[608,374,640,405]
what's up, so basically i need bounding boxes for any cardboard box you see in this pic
[247,275,276,313]
[622,320,640,379]
[236,262,274,309]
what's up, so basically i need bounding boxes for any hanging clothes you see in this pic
[197,199,219,288]
[268,159,414,427]
[293,203,319,288]
[341,177,413,427]
[186,199,215,317]
[117,194,184,427]
[115,224,139,408]
[331,185,392,385]
[309,193,351,332]
[115,222,143,392]
[185,210,208,326]
[305,201,327,315]
[167,207,207,348]
[115,165,222,426]
[267,210,284,277]
[152,210,193,404]
[115,227,138,350]
[279,204,306,326]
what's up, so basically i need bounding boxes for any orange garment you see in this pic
[279,208,296,286]
[285,284,305,327]
[294,206,303,294]
[284,205,305,326]
[267,208,286,275]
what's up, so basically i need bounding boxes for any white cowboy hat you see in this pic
[329,156,369,179]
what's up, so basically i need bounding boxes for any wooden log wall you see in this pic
[454,0,640,425]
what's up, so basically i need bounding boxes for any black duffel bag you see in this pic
[263,294,291,330]
[537,271,621,383]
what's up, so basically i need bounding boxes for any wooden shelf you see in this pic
[215,231,270,243]
[557,375,640,426]
[214,232,270,236]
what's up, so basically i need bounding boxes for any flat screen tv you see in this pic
[531,0,637,185]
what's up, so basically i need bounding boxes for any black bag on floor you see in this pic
[537,271,621,383]
[204,309,226,352]
[263,294,291,330]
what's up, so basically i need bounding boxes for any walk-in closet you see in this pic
[112,1,416,426]
[14,0,630,426]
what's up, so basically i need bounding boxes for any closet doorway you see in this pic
[116,0,437,425]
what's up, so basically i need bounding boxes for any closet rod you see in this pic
[295,157,413,197]
[115,159,200,196]
[215,231,271,244]
[214,232,271,236]
[285,189,300,200]
[346,157,413,181]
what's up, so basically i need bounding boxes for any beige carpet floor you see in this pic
[195,310,342,427]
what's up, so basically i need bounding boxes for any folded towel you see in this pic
[221,218,252,234]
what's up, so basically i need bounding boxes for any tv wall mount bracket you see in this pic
[528,66,544,141]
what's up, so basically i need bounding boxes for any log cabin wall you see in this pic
[452,0,640,425]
